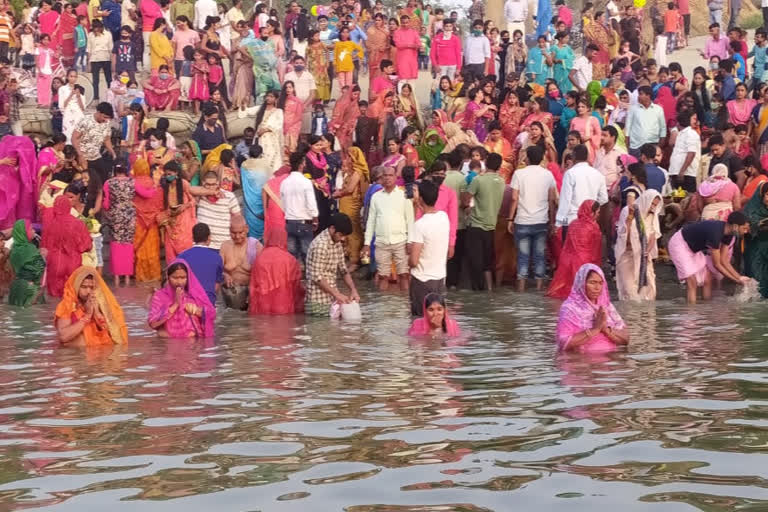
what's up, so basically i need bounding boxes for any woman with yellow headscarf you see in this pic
[55,266,128,347]
[132,159,163,282]
[333,147,370,271]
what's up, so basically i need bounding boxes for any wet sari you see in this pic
[54,266,128,346]
[556,264,625,353]
[148,259,215,338]
[249,229,305,315]
[8,220,45,307]
[408,297,461,336]
[41,196,92,298]
[339,147,369,265]
[132,159,163,282]
[241,156,272,240]
[547,200,602,300]
[745,182,768,297]
[0,136,38,230]
[614,190,662,301]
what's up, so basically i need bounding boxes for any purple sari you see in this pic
[0,136,38,229]
[148,259,216,338]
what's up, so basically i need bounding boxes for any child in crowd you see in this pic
[178,45,194,106]
[189,49,209,114]
[114,25,137,82]
[20,24,35,75]
[75,15,88,72]
[734,124,751,159]
[206,54,225,104]
[663,2,678,54]
[234,126,255,165]
[311,101,328,136]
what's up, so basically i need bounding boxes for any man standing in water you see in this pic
[220,215,260,311]
[306,213,360,316]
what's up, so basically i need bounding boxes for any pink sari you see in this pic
[148,259,215,338]
[38,10,59,39]
[556,263,626,353]
[282,95,304,139]
[263,165,290,240]
[0,136,38,229]
[36,146,60,197]
[408,296,461,336]
[144,75,181,111]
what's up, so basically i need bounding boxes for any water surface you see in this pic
[1,284,767,511]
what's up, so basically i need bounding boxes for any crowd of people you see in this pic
[2,0,768,353]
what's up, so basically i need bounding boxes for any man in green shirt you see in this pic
[418,25,431,73]
[443,151,467,288]
[170,0,194,27]
[461,153,505,291]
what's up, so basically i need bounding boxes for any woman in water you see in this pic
[408,293,461,336]
[148,260,215,338]
[41,195,93,298]
[7,220,46,307]
[556,263,629,353]
[745,182,768,297]
[249,228,305,315]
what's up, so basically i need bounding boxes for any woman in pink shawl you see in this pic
[408,293,461,337]
[654,86,676,125]
[279,81,304,153]
[698,163,741,221]
[148,259,215,338]
[0,136,38,229]
[556,263,629,353]
[330,85,362,149]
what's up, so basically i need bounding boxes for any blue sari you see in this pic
[240,158,271,241]
[558,106,577,156]
[553,44,574,93]
[547,97,567,156]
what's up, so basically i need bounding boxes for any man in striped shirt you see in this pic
[0,7,15,63]
[196,171,241,250]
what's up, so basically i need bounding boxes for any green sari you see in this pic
[744,182,768,297]
[8,220,46,307]
[417,128,446,169]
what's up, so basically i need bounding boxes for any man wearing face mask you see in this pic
[419,160,458,260]
[192,105,226,157]
[429,18,461,80]
[463,19,490,81]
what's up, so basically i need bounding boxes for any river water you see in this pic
[1,284,768,511]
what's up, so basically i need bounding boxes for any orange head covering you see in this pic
[55,266,128,346]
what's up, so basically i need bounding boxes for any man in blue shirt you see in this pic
[748,28,768,90]
[178,223,223,306]
[640,143,667,194]
[719,58,736,101]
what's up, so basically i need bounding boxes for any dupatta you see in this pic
[148,259,216,338]
[408,295,461,336]
[615,189,662,293]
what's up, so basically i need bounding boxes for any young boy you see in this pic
[311,102,328,136]
[112,25,137,82]
[75,15,88,72]
[664,3,678,54]
[408,179,449,316]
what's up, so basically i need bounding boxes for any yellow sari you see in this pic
[339,147,369,265]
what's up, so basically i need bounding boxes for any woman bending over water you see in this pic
[556,264,629,353]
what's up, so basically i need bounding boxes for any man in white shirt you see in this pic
[463,19,490,80]
[504,0,528,38]
[283,55,317,134]
[363,166,415,291]
[280,152,319,265]
[555,144,609,237]
[196,171,241,250]
[195,0,218,31]
[669,110,702,193]
[408,180,449,316]
[569,43,597,92]
[593,125,626,188]
[508,145,557,291]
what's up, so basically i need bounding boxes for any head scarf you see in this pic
[248,228,305,314]
[699,163,731,197]
[654,86,676,124]
[186,140,203,162]
[347,146,370,182]
[428,109,449,138]
[55,266,128,345]
[618,153,638,170]
[587,81,603,108]
[132,158,163,229]
[149,259,216,337]
[9,220,38,272]
[417,128,447,168]
[442,122,480,153]
[202,143,233,174]
[407,293,461,336]
[556,263,625,352]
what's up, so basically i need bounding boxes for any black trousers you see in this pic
[0,41,9,63]
[683,14,691,36]
[465,226,494,291]
[91,61,112,100]
[446,228,465,287]
[410,277,446,316]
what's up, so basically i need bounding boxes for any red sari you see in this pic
[59,11,79,66]
[499,101,526,144]
[144,75,181,111]
[249,229,305,315]
[263,165,290,240]
[546,200,602,300]
[41,196,93,298]
[330,89,361,149]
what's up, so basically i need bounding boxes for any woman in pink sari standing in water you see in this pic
[408,293,461,337]
[148,259,215,338]
[556,264,630,354]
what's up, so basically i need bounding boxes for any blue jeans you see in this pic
[515,223,548,279]
[75,46,87,72]
[286,220,313,265]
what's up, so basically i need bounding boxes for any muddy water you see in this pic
[1,285,767,511]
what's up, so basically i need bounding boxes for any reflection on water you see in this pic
[1,285,768,511]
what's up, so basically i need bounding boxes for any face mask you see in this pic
[127,88,137,95]
[710,63,719,70]
[432,175,445,186]
[294,65,305,72]
[150,139,161,149]
[711,101,721,110]
[261,36,269,41]
[502,37,510,43]
[159,73,169,80]
[207,119,218,127]
[549,90,560,99]
[165,175,177,182]
[120,76,130,84]
[472,29,482,36]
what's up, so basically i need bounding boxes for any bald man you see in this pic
[220,215,263,310]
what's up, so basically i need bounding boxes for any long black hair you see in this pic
[690,66,711,122]
[255,90,279,131]
[161,161,184,209]
[423,293,448,333]
[277,80,295,109]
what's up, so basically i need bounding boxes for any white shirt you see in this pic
[504,0,527,22]
[196,190,241,249]
[606,0,620,21]
[571,55,592,91]
[364,187,414,246]
[195,0,219,30]
[283,71,317,103]
[280,172,319,220]
[555,162,609,226]
[408,210,449,282]
[668,126,701,178]
[510,165,556,225]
